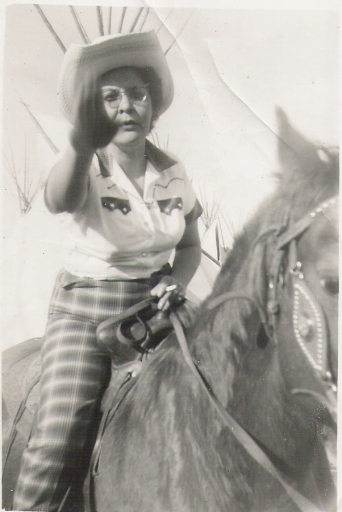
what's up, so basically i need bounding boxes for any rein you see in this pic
[170,312,322,512]
[170,195,338,512]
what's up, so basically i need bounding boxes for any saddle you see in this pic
[12,298,177,420]
[95,298,176,413]
[96,297,174,368]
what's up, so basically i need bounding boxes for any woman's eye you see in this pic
[103,90,121,102]
[130,89,145,101]
[320,277,339,295]
[105,95,119,102]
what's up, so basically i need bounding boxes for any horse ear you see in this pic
[275,107,300,177]
[275,106,336,181]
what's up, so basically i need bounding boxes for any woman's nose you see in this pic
[118,93,133,112]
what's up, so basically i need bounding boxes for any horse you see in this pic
[2,109,338,512]
[91,110,338,512]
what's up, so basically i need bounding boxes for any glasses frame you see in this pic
[101,84,150,109]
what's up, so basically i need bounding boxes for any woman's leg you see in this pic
[13,313,111,512]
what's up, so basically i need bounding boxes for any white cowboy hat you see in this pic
[57,30,174,124]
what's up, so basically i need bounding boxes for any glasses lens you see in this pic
[102,88,121,107]
[102,86,148,107]
[128,87,148,103]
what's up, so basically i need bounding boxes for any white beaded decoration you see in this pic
[293,283,323,372]
[290,196,337,376]
[309,197,336,218]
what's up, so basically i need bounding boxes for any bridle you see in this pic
[171,195,338,512]
[268,196,338,421]
[202,196,337,408]
[213,197,338,418]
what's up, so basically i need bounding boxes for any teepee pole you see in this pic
[164,11,194,56]
[96,6,104,36]
[118,7,127,33]
[20,101,59,155]
[201,249,221,267]
[138,8,149,31]
[34,5,66,53]
[108,6,112,34]
[69,6,90,44]
[129,7,144,32]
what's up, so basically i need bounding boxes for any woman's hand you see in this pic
[150,276,185,312]
[71,72,117,151]
[151,222,201,312]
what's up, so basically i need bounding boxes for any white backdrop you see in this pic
[1,1,339,349]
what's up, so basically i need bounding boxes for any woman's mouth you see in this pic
[120,120,139,130]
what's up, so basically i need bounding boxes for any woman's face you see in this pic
[100,67,153,147]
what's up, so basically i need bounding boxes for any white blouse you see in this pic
[57,140,202,280]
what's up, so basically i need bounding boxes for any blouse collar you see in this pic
[96,139,178,178]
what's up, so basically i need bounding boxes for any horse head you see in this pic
[273,197,339,406]
[273,107,338,407]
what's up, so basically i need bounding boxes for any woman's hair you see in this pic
[134,67,163,126]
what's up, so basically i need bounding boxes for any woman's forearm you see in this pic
[45,143,94,214]
[171,220,202,289]
[171,244,202,290]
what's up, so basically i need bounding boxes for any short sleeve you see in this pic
[184,198,203,225]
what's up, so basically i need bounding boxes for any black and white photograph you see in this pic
[2,1,339,511]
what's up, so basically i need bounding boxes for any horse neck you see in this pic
[189,246,265,408]
[190,229,320,473]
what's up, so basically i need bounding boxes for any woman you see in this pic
[14,30,202,511]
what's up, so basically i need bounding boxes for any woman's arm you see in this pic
[45,143,94,214]
[45,77,116,214]
[171,221,202,288]
[151,220,202,311]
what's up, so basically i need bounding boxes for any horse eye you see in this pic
[320,277,339,295]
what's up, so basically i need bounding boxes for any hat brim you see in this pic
[57,31,174,124]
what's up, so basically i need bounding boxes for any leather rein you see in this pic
[170,195,338,512]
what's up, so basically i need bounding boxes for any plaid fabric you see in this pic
[14,269,156,511]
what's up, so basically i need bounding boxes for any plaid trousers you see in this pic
[13,269,155,512]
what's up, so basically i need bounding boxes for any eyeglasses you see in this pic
[101,85,149,109]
